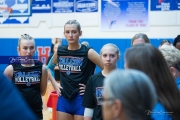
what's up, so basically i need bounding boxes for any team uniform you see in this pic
[56,44,96,115]
[11,61,43,119]
[152,102,173,120]
[176,77,180,90]
[82,72,105,120]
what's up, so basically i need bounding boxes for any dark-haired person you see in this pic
[47,20,103,120]
[83,43,120,120]
[173,35,180,50]
[125,44,180,120]
[4,34,48,119]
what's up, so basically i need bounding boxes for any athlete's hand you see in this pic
[52,38,57,45]
[55,82,63,96]
[79,83,86,95]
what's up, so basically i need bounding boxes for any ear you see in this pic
[34,46,36,53]
[112,99,122,119]
[79,31,82,36]
[118,55,120,60]
[170,67,176,77]
[17,47,20,56]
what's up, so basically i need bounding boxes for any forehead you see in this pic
[133,37,145,45]
[64,24,78,31]
[20,39,35,46]
[102,46,117,54]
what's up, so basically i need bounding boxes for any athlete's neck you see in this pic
[68,43,81,50]
[102,68,117,77]
[21,64,35,67]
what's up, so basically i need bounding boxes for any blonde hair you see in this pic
[64,20,81,32]
[159,45,180,68]
[18,34,35,48]
[100,43,120,56]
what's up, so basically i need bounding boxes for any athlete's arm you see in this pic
[84,108,94,120]
[47,50,58,77]
[40,65,48,96]
[47,69,62,96]
[3,65,13,80]
[46,50,62,96]
[88,49,103,70]
[52,50,58,64]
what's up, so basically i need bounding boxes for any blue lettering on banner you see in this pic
[101,0,149,31]
[76,0,98,12]
[52,0,74,13]
[151,0,176,11]
[177,0,180,10]
[32,0,51,13]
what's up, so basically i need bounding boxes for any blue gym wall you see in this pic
[0,38,174,73]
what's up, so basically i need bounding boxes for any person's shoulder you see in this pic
[0,72,5,80]
[34,60,43,65]
[59,45,67,49]
[89,72,103,81]
[152,102,172,120]
[176,77,180,90]
[153,102,165,110]
[81,44,93,51]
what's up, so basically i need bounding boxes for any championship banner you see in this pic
[100,0,149,31]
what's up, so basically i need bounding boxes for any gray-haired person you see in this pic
[131,33,150,46]
[159,45,180,90]
[102,69,157,120]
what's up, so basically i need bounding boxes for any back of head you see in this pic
[160,39,171,46]
[131,33,150,46]
[159,45,180,69]
[125,44,169,82]
[173,35,180,47]
[125,44,180,120]
[104,69,157,120]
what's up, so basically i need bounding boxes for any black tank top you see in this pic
[57,44,96,100]
[11,61,43,119]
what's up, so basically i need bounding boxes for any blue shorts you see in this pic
[56,94,84,116]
